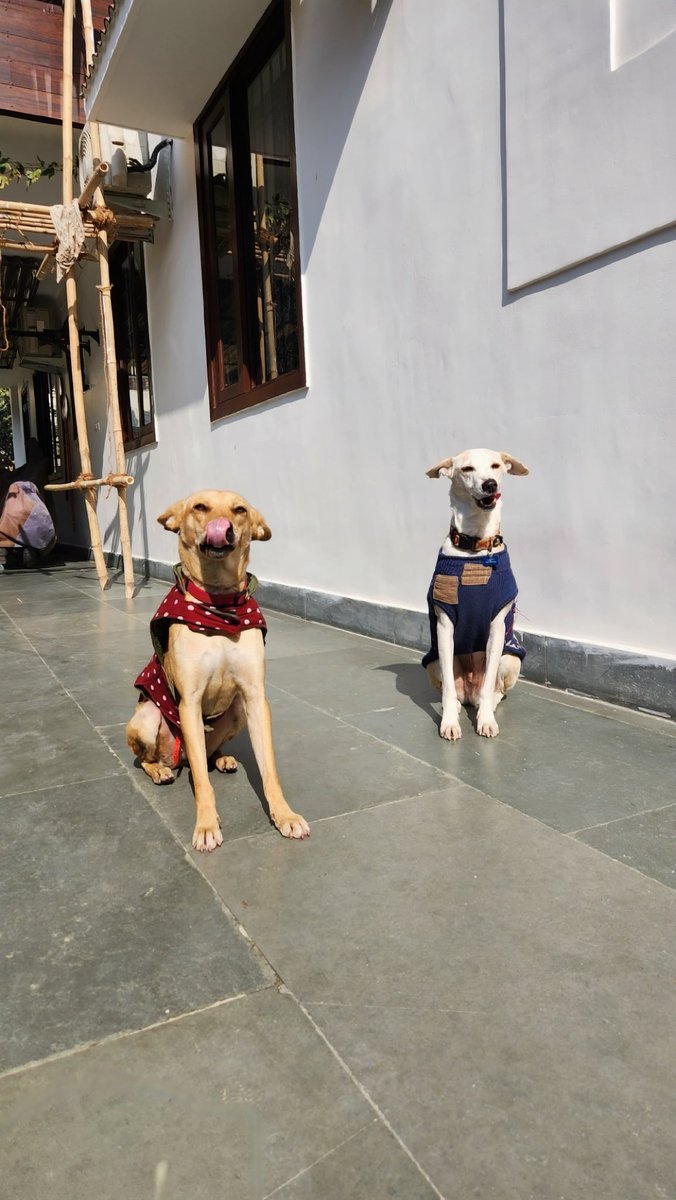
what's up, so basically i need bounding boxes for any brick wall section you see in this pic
[0,0,110,124]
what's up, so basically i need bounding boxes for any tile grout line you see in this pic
[261,1121,377,1199]
[567,800,676,837]
[0,771,125,802]
[0,606,124,738]
[0,988,271,1082]
[520,681,676,738]
[285,986,448,1200]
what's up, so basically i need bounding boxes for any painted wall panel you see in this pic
[505,0,676,287]
[80,0,676,660]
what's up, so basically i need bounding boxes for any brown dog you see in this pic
[126,490,309,851]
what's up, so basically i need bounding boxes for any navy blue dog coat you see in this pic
[422,546,525,667]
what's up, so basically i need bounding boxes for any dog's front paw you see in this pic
[439,719,462,741]
[476,709,499,737]
[192,817,224,853]
[274,810,310,840]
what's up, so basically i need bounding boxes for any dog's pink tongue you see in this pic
[205,518,231,547]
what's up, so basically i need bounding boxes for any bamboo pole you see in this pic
[0,240,57,253]
[78,162,109,209]
[62,0,109,589]
[81,0,135,598]
[0,203,156,241]
[255,154,278,381]
[46,473,134,492]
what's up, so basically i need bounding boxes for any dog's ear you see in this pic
[501,454,529,476]
[250,509,271,541]
[157,500,185,532]
[426,457,454,479]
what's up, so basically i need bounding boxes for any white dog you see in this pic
[424,448,529,740]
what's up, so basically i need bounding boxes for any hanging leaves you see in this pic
[0,155,61,190]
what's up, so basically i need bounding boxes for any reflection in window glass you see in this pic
[247,40,299,383]
[208,118,239,388]
[46,375,63,475]
[110,241,155,447]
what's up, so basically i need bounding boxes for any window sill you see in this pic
[210,368,306,422]
[123,429,157,452]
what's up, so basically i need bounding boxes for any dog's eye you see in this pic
[461,466,474,473]
[193,503,209,513]
[491,463,501,469]
[233,506,247,516]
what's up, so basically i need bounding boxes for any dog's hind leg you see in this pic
[207,695,246,773]
[126,699,176,784]
[494,653,521,709]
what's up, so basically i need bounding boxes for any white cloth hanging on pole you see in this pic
[50,200,86,281]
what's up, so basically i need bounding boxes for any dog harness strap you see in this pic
[172,735,182,769]
[449,525,504,552]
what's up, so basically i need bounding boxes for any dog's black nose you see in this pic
[482,479,498,493]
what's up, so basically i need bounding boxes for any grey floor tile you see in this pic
[0,990,375,1200]
[27,629,153,724]
[0,689,124,795]
[348,681,676,833]
[104,590,180,614]
[0,588,102,617]
[272,1119,438,1199]
[263,613,364,659]
[200,794,676,1200]
[0,775,271,1071]
[11,604,138,644]
[307,999,675,1200]
[199,788,676,1010]
[266,645,427,717]
[520,680,676,739]
[573,803,676,889]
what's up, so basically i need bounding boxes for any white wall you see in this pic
[90,0,676,659]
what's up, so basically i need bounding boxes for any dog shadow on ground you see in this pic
[374,661,442,725]
[205,737,275,824]
[375,661,487,736]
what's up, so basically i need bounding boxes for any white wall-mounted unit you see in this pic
[79,124,152,198]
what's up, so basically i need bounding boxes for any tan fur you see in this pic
[126,490,309,851]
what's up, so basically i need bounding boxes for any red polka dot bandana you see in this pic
[134,570,266,740]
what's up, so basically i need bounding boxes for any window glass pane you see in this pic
[131,244,154,428]
[247,40,299,383]
[47,376,62,475]
[110,241,155,443]
[208,116,239,388]
[122,253,142,434]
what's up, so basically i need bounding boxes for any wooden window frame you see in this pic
[195,0,305,421]
[109,240,156,451]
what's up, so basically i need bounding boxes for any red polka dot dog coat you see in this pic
[134,566,266,762]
